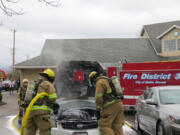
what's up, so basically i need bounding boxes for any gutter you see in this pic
[14,66,57,69]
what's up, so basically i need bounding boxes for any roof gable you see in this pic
[157,25,180,39]
[142,20,180,38]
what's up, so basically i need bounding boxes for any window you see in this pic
[164,39,180,52]
[143,89,151,100]
[164,39,176,51]
[177,39,180,50]
[143,89,158,103]
[148,89,158,103]
[160,89,180,104]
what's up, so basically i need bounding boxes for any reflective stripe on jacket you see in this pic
[95,75,118,110]
[31,80,57,114]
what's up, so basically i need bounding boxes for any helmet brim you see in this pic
[39,72,48,77]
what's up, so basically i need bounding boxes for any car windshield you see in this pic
[57,99,95,108]
[160,89,180,104]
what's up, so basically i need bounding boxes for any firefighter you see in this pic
[25,69,57,135]
[88,71,124,135]
[17,78,28,124]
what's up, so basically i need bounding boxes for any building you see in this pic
[141,20,180,57]
[15,20,180,81]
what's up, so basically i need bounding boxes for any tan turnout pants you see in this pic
[25,114,52,135]
[99,101,124,135]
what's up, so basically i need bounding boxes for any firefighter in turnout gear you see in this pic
[17,79,28,125]
[25,69,57,135]
[89,71,124,135]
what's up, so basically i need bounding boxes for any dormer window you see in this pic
[177,39,180,50]
[164,39,180,52]
[164,39,176,51]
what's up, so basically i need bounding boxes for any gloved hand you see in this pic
[95,110,101,120]
[52,103,60,115]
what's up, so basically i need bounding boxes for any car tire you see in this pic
[157,122,165,135]
[134,115,143,134]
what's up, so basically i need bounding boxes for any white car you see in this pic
[51,99,100,135]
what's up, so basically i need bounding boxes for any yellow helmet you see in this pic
[40,69,55,78]
[88,71,97,79]
[22,79,28,83]
[88,71,99,87]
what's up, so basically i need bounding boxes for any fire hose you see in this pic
[20,92,48,135]
[11,93,140,135]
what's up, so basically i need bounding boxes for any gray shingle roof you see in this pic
[41,38,161,62]
[149,38,161,53]
[14,56,57,68]
[15,38,180,69]
[142,20,180,38]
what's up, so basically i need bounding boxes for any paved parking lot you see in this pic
[0,91,18,135]
[0,91,139,135]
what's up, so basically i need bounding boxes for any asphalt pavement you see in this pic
[0,91,19,135]
[0,91,138,135]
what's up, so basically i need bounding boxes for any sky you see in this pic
[0,0,180,69]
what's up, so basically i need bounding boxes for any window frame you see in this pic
[164,39,176,51]
[177,39,180,50]
[148,89,158,103]
[164,39,180,52]
[143,89,159,103]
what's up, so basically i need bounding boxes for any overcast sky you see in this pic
[0,0,180,69]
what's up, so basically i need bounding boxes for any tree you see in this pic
[0,0,61,16]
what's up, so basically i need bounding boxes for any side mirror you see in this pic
[145,99,158,106]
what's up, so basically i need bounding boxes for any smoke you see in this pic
[37,40,106,99]
[55,61,104,99]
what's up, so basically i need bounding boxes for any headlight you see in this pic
[169,115,180,124]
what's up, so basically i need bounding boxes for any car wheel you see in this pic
[134,115,143,134]
[157,122,165,135]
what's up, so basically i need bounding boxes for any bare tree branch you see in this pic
[0,0,24,16]
[38,0,61,7]
[0,0,61,16]
[6,0,19,4]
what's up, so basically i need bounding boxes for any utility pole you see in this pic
[26,54,30,61]
[12,29,16,81]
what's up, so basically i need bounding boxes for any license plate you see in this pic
[72,132,88,135]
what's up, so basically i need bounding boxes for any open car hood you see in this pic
[55,61,104,98]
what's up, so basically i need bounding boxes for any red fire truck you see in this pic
[0,70,6,79]
[107,61,180,110]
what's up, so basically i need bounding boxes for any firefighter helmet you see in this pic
[22,79,28,83]
[88,71,97,79]
[40,69,55,78]
[88,71,99,87]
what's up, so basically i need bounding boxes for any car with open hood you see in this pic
[51,61,104,135]
[52,98,99,135]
